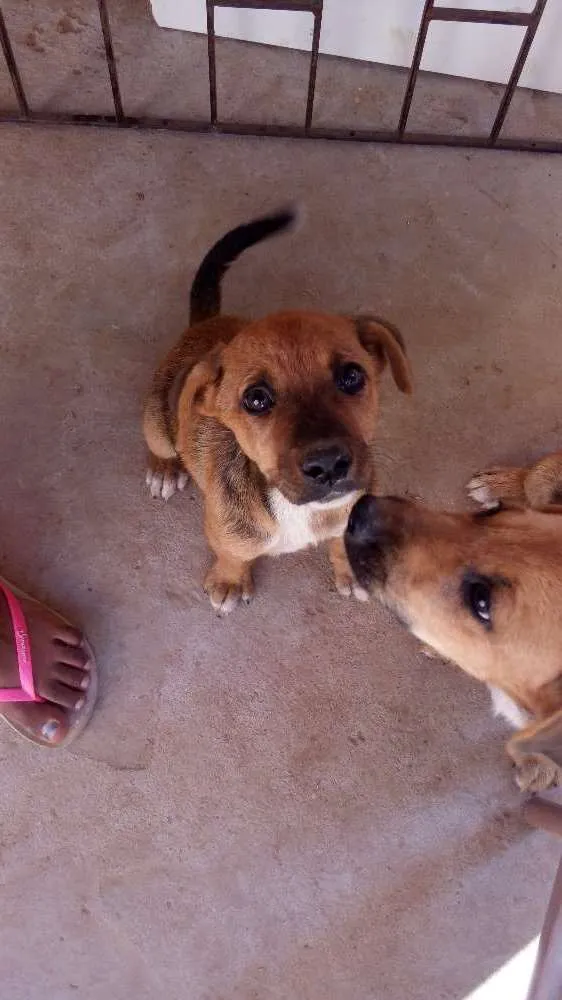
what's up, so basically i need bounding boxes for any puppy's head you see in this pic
[188,311,411,504]
[345,496,562,711]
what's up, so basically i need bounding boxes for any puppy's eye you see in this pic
[462,573,493,628]
[335,362,367,395]
[242,382,275,415]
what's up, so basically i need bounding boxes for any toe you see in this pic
[43,679,85,712]
[218,588,241,615]
[161,472,178,501]
[53,663,91,691]
[54,640,90,670]
[0,701,71,745]
[148,471,164,499]
[53,623,83,647]
[206,583,241,615]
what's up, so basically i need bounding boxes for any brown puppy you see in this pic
[344,452,562,792]
[144,209,412,613]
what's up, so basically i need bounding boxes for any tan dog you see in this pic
[144,209,412,613]
[344,452,562,792]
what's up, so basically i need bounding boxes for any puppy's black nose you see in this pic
[346,494,382,544]
[301,446,351,486]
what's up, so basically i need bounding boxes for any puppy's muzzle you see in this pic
[345,495,406,588]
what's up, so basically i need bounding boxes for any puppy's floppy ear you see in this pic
[181,344,225,417]
[353,315,413,394]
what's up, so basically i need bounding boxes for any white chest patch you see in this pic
[488,685,531,730]
[267,488,358,556]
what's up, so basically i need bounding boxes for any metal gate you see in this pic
[1,0,560,153]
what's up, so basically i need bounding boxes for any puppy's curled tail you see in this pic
[189,207,298,324]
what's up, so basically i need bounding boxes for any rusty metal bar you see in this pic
[489,0,548,143]
[522,799,562,1000]
[208,0,322,130]
[98,0,123,121]
[213,1,321,9]
[305,4,322,129]
[0,7,29,117]
[206,1,218,124]
[431,8,533,27]
[524,798,562,837]
[3,110,562,154]
[398,0,433,135]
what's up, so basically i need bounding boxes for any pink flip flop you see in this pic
[0,578,98,748]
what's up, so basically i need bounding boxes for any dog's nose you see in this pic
[301,446,351,486]
[347,494,409,545]
[346,495,382,544]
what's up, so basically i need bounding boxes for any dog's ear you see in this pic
[353,315,413,394]
[182,345,225,417]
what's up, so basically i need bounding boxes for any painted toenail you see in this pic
[41,720,60,741]
[81,677,89,690]
[75,697,85,711]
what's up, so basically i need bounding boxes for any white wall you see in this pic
[150,0,562,95]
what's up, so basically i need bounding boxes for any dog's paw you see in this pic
[145,458,189,501]
[514,753,562,793]
[466,472,503,509]
[334,569,369,603]
[204,564,254,615]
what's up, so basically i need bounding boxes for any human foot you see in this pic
[0,580,97,747]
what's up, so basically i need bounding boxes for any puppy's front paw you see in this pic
[145,457,189,501]
[204,563,254,615]
[467,472,504,509]
[514,753,562,793]
[334,569,369,603]
[467,467,527,509]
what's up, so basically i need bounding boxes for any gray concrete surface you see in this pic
[2,4,562,999]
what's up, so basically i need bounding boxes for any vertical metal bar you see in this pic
[97,0,124,121]
[305,3,322,130]
[206,1,218,125]
[398,0,434,135]
[0,7,30,117]
[489,0,548,143]
[523,800,562,1000]
[525,857,562,1000]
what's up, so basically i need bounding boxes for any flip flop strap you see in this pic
[0,581,40,702]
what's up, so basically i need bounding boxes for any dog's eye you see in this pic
[242,382,275,415]
[462,573,493,628]
[335,363,366,395]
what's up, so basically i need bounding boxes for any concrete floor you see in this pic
[2,5,562,1000]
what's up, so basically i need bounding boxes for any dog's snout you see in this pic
[301,446,351,486]
[347,494,410,545]
[346,495,382,543]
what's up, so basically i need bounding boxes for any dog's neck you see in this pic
[267,488,359,555]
